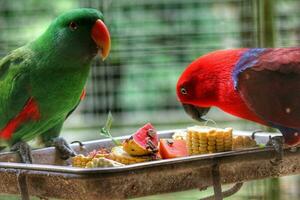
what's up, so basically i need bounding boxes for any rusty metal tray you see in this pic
[0,129,299,200]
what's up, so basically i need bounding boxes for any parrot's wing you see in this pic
[236,48,300,129]
[0,48,39,140]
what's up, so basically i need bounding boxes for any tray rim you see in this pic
[0,129,281,175]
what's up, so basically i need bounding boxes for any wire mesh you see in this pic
[0,0,299,129]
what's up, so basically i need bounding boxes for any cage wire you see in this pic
[0,0,299,129]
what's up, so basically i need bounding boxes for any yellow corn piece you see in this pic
[72,154,93,168]
[109,146,153,165]
[72,153,114,168]
[187,126,233,155]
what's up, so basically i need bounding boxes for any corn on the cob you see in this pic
[186,126,233,155]
[85,157,124,168]
[232,136,257,149]
[109,146,153,165]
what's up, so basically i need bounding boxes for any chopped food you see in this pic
[186,126,233,155]
[123,123,159,156]
[72,147,111,168]
[232,136,257,149]
[172,130,187,140]
[109,146,155,164]
[71,124,261,168]
[72,154,94,168]
[88,148,110,158]
[86,157,124,168]
[159,139,188,159]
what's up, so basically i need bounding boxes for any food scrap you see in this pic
[86,157,124,168]
[186,126,233,155]
[72,123,260,168]
[72,123,160,168]
[72,148,122,168]
[232,135,257,150]
[159,139,188,159]
[172,130,187,140]
[109,146,155,164]
[123,123,158,156]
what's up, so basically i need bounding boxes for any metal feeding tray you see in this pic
[0,130,299,200]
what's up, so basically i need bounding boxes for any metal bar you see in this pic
[212,161,223,200]
[256,0,276,47]
[200,182,243,200]
[222,182,243,197]
[0,146,278,174]
[0,130,298,200]
[17,170,30,200]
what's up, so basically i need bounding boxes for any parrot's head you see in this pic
[33,8,111,62]
[176,56,221,122]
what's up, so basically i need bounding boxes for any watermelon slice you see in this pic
[159,139,188,159]
[123,123,159,156]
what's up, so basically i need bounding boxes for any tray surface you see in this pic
[0,129,282,174]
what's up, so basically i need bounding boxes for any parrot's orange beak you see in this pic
[91,19,111,60]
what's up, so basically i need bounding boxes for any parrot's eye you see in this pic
[69,21,78,31]
[181,87,187,95]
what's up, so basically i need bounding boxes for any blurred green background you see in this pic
[0,0,299,199]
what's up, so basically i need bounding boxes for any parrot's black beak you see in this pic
[182,104,211,122]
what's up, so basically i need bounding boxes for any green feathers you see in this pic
[0,8,109,145]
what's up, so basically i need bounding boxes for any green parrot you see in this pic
[0,8,111,163]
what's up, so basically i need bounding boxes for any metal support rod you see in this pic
[256,0,276,48]
[200,182,244,200]
[222,182,244,197]
[211,162,223,200]
[17,170,30,200]
[200,160,244,200]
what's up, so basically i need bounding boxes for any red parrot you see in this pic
[176,48,300,146]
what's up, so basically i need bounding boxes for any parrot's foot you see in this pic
[11,141,33,163]
[266,136,284,165]
[52,137,76,160]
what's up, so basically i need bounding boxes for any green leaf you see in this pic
[105,111,113,131]
[99,111,121,146]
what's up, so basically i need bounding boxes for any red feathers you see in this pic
[0,98,40,140]
[80,89,86,100]
[177,49,267,125]
[177,48,300,145]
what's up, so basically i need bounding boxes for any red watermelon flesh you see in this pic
[133,123,158,151]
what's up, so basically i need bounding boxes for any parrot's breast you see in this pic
[31,64,90,117]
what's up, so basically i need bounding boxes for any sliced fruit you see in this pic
[159,139,188,159]
[109,146,153,164]
[123,123,159,156]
